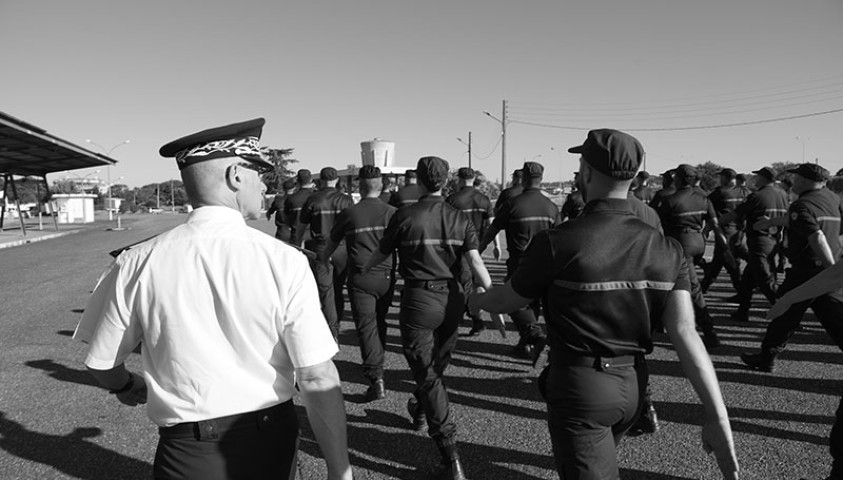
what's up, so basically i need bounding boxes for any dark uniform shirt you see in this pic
[628,192,662,232]
[708,185,745,230]
[266,193,287,228]
[632,185,654,204]
[300,187,354,245]
[560,190,585,221]
[389,184,422,209]
[491,188,561,258]
[733,184,790,238]
[284,187,314,245]
[657,185,717,257]
[446,186,494,239]
[511,198,690,357]
[379,195,478,281]
[330,197,396,274]
[378,190,392,203]
[494,184,524,215]
[649,185,676,217]
[786,187,843,269]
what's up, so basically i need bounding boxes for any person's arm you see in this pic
[361,249,389,276]
[479,223,502,254]
[752,215,788,231]
[320,238,340,264]
[464,249,492,290]
[296,360,352,480]
[768,261,843,319]
[87,364,147,407]
[661,290,739,480]
[471,280,532,314]
[809,230,836,268]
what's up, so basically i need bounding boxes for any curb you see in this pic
[0,230,81,250]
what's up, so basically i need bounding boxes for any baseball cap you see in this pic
[568,129,644,180]
[416,156,449,191]
[752,167,775,181]
[457,167,475,179]
[296,169,312,184]
[358,165,381,179]
[718,168,737,180]
[787,163,829,182]
[320,167,338,181]
[522,162,544,178]
[675,164,699,182]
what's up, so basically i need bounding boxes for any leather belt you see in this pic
[551,352,638,371]
[158,400,293,440]
[403,279,453,290]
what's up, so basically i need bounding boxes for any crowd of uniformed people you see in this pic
[76,117,843,480]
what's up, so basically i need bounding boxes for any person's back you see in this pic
[659,182,712,257]
[446,182,494,240]
[493,185,560,258]
[285,169,315,246]
[390,170,421,209]
[301,183,354,245]
[494,169,524,215]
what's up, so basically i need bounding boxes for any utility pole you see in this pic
[501,99,508,187]
[468,131,472,169]
[170,179,175,212]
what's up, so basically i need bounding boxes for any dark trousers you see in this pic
[154,401,299,480]
[399,281,463,448]
[703,226,741,290]
[684,253,714,333]
[505,256,545,344]
[760,268,843,479]
[761,268,843,356]
[540,355,647,480]
[348,270,395,382]
[274,225,291,243]
[736,234,778,312]
[306,240,347,339]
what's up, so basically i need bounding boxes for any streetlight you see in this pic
[456,132,472,169]
[796,136,811,163]
[86,139,130,220]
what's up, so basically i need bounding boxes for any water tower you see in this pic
[360,139,395,168]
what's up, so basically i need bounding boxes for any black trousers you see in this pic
[505,256,545,344]
[348,270,395,381]
[736,234,778,312]
[154,401,299,480]
[703,226,741,289]
[399,280,463,448]
[306,240,348,339]
[540,355,647,480]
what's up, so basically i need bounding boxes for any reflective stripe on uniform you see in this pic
[553,279,676,291]
[511,216,555,224]
[400,239,465,246]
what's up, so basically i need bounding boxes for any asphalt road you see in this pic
[0,212,841,479]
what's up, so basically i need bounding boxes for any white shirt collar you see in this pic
[187,205,247,225]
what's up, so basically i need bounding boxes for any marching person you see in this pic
[480,161,560,364]
[719,167,790,322]
[322,165,397,402]
[632,170,654,204]
[284,168,316,247]
[701,168,744,293]
[656,164,725,349]
[742,163,843,372]
[446,167,500,335]
[494,169,524,214]
[390,169,421,209]
[301,167,355,339]
[472,128,739,480]
[265,178,297,242]
[560,172,586,222]
[74,118,351,480]
[363,156,494,480]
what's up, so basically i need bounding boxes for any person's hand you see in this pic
[752,216,771,232]
[265,211,271,220]
[115,373,148,407]
[493,246,501,261]
[702,417,739,480]
[468,287,485,316]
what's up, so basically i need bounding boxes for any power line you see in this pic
[470,135,502,160]
[508,107,843,132]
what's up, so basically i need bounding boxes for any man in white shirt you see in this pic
[74,118,352,480]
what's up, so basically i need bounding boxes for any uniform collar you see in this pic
[187,205,247,225]
[582,198,633,215]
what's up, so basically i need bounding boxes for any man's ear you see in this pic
[225,163,243,191]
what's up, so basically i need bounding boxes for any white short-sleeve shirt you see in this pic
[75,206,338,427]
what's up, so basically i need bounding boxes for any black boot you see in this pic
[467,316,485,336]
[365,378,386,402]
[740,351,775,372]
[407,397,426,431]
[430,456,466,480]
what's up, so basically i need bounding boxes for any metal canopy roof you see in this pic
[0,111,117,178]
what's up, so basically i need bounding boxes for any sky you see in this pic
[2,0,842,188]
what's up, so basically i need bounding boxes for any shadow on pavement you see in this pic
[0,412,152,479]
[25,359,99,388]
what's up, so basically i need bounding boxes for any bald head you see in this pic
[181,156,266,219]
